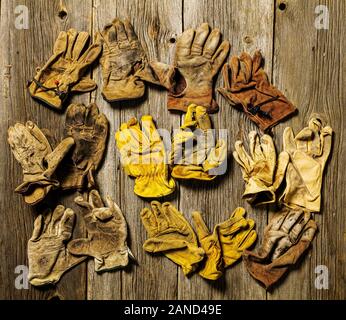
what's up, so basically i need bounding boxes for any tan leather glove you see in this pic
[281,117,333,212]
[243,208,317,289]
[171,104,227,180]
[68,190,133,272]
[141,201,205,276]
[115,115,175,198]
[96,19,160,102]
[148,23,229,113]
[28,205,86,286]
[218,51,296,131]
[233,131,289,206]
[8,121,74,205]
[57,103,109,191]
[28,29,101,110]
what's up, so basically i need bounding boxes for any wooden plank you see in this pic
[269,0,345,299]
[89,0,183,300]
[0,0,92,299]
[178,0,274,300]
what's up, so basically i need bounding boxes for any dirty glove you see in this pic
[141,201,205,275]
[96,19,160,102]
[28,29,101,110]
[57,103,109,190]
[148,23,229,113]
[218,51,296,131]
[233,131,289,206]
[281,117,333,212]
[217,207,257,268]
[170,104,227,180]
[243,208,318,289]
[8,121,74,205]
[28,205,86,286]
[68,190,133,272]
[115,115,175,198]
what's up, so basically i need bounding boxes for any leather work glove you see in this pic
[218,50,296,131]
[28,205,86,286]
[243,208,318,289]
[57,103,109,191]
[148,23,230,113]
[281,117,333,212]
[140,201,205,276]
[170,104,227,180]
[96,19,161,102]
[68,190,133,272]
[233,131,289,206]
[28,29,101,110]
[115,115,176,198]
[7,121,74,205]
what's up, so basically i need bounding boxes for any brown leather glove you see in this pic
[57,103,109,190]
[218,51,296,131]
[148,23,230,113]
[243,208,317,289]
[28,29,101,110]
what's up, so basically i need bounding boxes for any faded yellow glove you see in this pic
[218,207,257,268]
[233,131,289,206]
[115,115,175,198]
[281,117,333,212]
[140,201,205,276]
[170,104,227,180]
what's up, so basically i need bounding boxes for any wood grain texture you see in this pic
[0,0,344,300]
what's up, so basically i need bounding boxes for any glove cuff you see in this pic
[167,92,218,113]
[102,78,145,102]
[134,175,176,198]
[243,178,276,206]
[171,164,217,181]
[94,247,131,272]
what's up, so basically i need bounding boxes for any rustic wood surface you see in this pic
[0,0,344,300]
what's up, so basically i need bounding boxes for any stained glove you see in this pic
[115,115,175,198]
[28,29,101,110]
[233,131,289,206]
[7,121,74,205]
[281,117,333,212]
[148,23,229,113]
[96,19,161,102]
[68,190,133,272]
[28,205,86,286]
[218,51,296,131]
[57,103,109,190]
[170,104,227,180]
[243,208,317,289]
[140,201,205,276]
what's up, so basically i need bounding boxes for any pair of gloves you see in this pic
[233,117,333,288]
[115,104,227,198]
[8,103,108,205]
[140,201,256,280]
[28,190,133,286]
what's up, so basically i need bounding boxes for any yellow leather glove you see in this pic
[233,131,289,206]
[140,201,205,276]
[115,115,176,198]
[170,104,227,180]
[281,117,333,212]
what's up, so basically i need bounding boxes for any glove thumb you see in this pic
[191,211,210,241]
[68,238,92,257]
[71,77,97,92]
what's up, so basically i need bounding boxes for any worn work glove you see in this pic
[115,115,175,198]
[57,103,109,190]
[96,19,160,102]
[68,190,133,272]
[28,205,86,286]
[140,201,205,276]
[170,104,227,180]
[218,51,296,131]
[8,121,74,205]
[233,131,289,206]
[148,23,230,113]
[281,117,333,212]
[243,208,317,289]
[28,29,101,110]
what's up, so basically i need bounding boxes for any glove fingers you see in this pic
[124,19,138,42]
[211,40,230,74]
[143,238,188,253]
[280,210,305,234]
[260,134,276,162]
[220,63,231,91]
[141,115,161,144]
[30,215,44,241]
[191,211,210,240]
[74,195,93,210]
[234,141,253,172]
[106,196,125,221]
[114,19,128,41]
[77,42,101,66]
[230,207,246,220]
[66,103,86,128]
[65,29,79,59]
[89,189,104,209]
[272,151,289,190]
[191,22,209,55]
[59,208,75,241]
[140,207,158,234]
[182,104,197,127]
[319,126,333,163]
[85,103,99,127]
[26,121,51,152]
[252,50,263,75]
[176,28,194,57]
[48,205,66,235]
[248,131,263,160]
[237,228,257,252]
[283,127,297,154]
[195,105,212,130]
[72,31,90,60]
[203,28,221,58]
[53,30,68,55]
[230,56,241,83]
[239,52,253,83]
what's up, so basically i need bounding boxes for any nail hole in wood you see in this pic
[58,10,67,20]
[169,38,176,44]
[278,2,287,11]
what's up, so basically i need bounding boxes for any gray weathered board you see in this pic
[0,0,344,300]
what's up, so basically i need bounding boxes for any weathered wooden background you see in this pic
[0,0,345,300]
